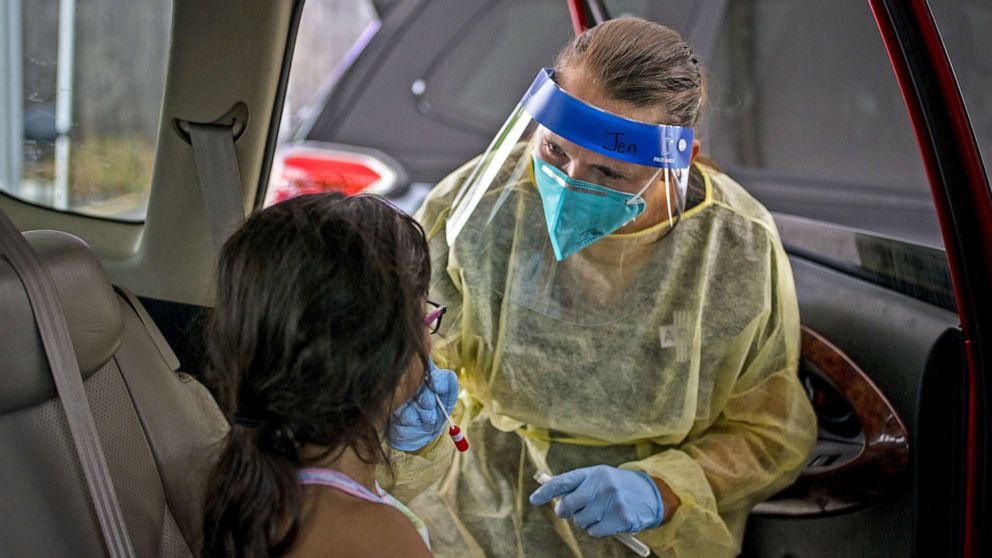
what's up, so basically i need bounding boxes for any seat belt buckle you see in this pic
[173,101,249,145]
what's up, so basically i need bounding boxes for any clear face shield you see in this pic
[444,68,694,325]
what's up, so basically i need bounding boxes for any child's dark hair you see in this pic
[200,193,431,557]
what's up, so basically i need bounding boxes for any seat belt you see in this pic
[0,210,136,558]
[113,285,181,373]
[188,122,246,248]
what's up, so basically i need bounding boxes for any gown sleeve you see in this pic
[619,221,817,558]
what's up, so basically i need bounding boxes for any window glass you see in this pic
[929,0,992,191]
[265,0,380,206]
[605,0,653,18]
[705,0,943,249]
[422,0,574,133]
[420,0,698,133]
[1,0,171,221]
[279,0,378,142]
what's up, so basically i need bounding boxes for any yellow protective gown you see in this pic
[384,147,816,557]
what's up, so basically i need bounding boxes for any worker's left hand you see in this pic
[387,358,458,452]
[529,465,664,537]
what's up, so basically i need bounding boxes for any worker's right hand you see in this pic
[529,465,664,537]
[386,358,458,452]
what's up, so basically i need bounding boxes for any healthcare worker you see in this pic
[385,18,817,558]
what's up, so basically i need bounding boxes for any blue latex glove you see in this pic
[529,465,664,537]
[387,358,458,451]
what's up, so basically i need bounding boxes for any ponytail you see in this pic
[200,194,434,556]
[201,425,302,557]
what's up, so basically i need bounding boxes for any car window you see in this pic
[604,0,701,28]
[263,0,382,206]
[421,0,574,133]
[1,0,171,222]
[280,0,378,143]
[703,0,952,309]
[604,0,654,18]
[929,0,992,191]
[705,0,940,246]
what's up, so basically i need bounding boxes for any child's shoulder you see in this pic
[288,489,432,557]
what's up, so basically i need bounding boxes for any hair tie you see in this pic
[232,414,267,429]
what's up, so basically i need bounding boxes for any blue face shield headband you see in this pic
[521,68,694,260]
[522,68,694,169]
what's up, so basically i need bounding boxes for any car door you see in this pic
[657,0,990,556]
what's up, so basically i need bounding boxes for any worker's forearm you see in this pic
[651,476,681,522]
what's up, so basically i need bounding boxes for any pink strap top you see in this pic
[297,467,431,551]
[298,467,384,504]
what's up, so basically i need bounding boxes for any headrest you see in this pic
[0,230,123,414]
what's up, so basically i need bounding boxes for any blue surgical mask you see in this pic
[533,155,646,261]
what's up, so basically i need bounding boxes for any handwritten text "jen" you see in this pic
[602,132,637,154]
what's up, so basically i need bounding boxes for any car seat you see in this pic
[0,228,228,557]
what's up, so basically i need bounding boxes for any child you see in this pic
[201,193,455,557]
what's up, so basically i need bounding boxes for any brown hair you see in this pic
[554,17,704,128]
[201,194,432,557]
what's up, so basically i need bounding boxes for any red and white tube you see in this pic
[436,394,469,452]
[448,425,469,452]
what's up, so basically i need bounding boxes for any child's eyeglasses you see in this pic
[424,300,447,335]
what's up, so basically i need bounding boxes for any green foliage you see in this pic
[69,135,155,205]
